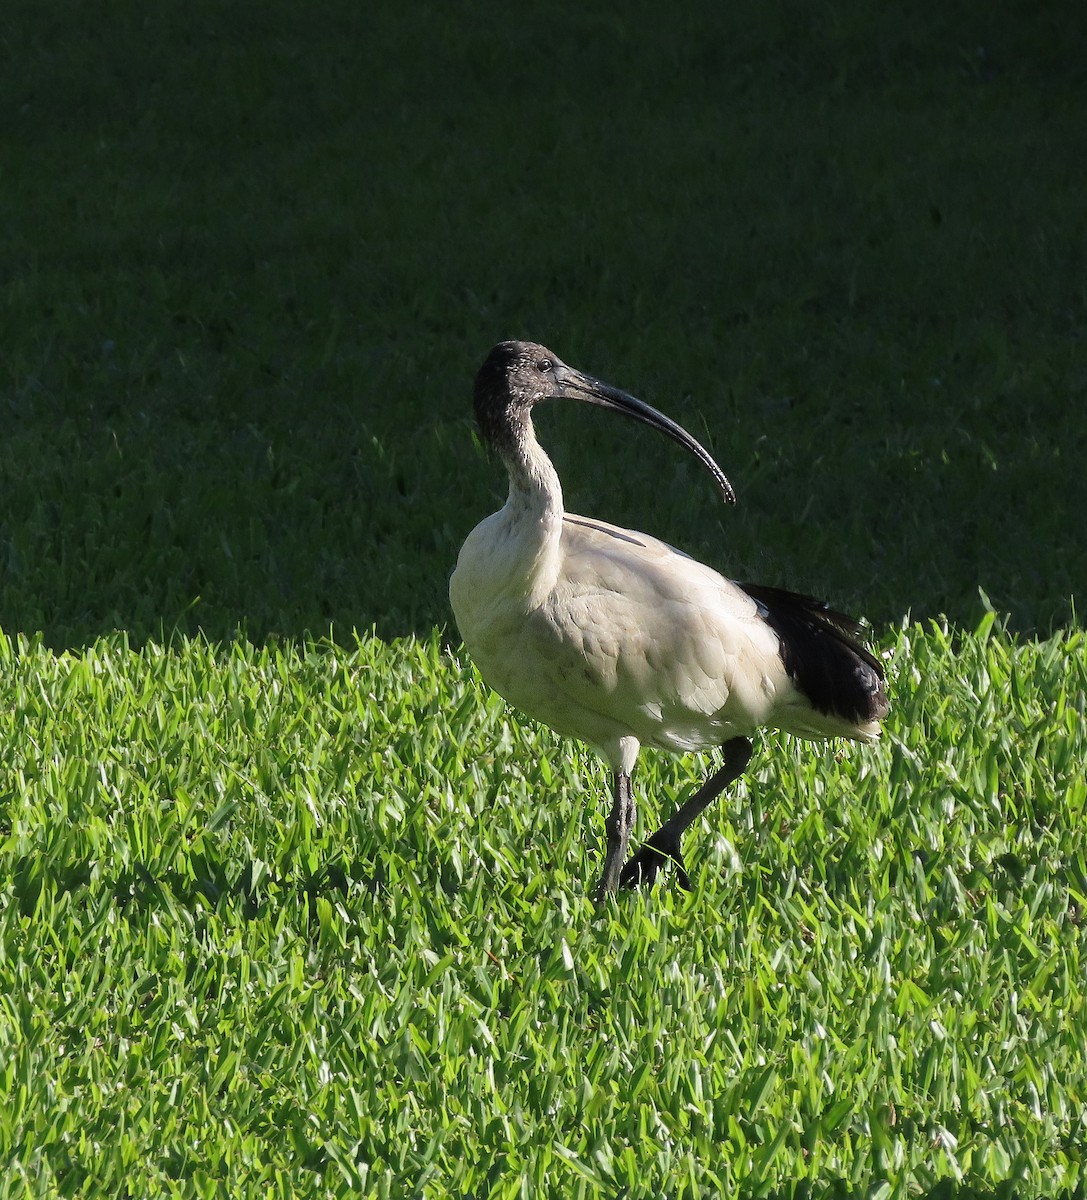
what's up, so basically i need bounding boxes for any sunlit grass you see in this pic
[1,622,1084,1196]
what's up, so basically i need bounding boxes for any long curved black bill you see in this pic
[556,368,736,505]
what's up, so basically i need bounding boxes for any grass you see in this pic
[2,0,1087,1195]
[2,623,1085,1196]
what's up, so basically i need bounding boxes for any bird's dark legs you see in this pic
[619,737,753,890]
[595,771,635,898]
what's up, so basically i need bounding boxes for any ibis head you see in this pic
[474,340,736,505]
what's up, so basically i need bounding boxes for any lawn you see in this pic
[2,1,1086,1196]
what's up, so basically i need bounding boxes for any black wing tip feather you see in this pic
[740,583,889,725]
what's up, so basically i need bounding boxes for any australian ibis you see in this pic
[449,341,888,897]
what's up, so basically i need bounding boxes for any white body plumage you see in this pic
[451,501,879,776]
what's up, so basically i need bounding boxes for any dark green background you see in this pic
[3,0,1084,645]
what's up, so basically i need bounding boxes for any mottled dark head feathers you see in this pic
[473,341,563,450]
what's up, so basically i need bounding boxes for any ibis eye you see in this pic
[536,358,553,373]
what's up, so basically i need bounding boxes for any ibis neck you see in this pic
[499,415,564,524]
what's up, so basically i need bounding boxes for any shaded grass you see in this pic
[1,623,1086,1195]
[1,0,1085,645]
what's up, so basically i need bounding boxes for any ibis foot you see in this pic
[619,834,692,890]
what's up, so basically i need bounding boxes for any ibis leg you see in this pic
[595,771,635,898]
[619,737,753,890]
